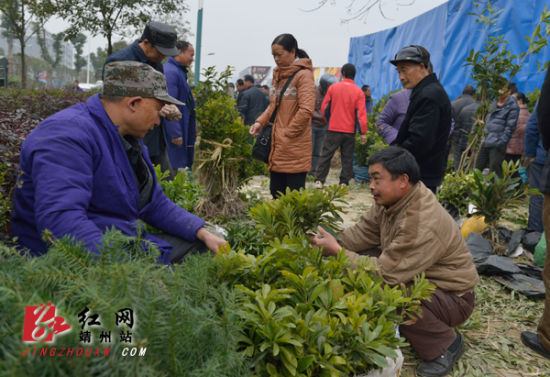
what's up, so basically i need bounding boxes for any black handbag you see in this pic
[252,70,300,163]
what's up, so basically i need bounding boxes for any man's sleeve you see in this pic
[398,97,440,158]
[31,122,105,252]
[538,64,550,149]
[356,90,368,134]
[164,68,183,139]
[502,103,519,146]
[139,161,205,240]
[376,96,399,144]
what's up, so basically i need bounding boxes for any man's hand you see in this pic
[160,104,182,121]
[196,227,228,254]
[360,134,367,144]
[310,226,342,257]
[172,137,183,147]
[249,122,263,137]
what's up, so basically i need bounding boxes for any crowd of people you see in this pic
[9,20,550,377]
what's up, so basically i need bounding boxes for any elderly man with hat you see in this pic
[12,61,226,264]
[390,45,452,192]
[103,21,182,175]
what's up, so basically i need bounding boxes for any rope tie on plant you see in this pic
[196,138,233,170]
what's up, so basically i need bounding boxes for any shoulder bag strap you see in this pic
[269,69,301,124]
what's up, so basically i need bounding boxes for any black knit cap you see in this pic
[141,21,178,57]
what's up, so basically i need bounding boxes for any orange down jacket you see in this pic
[256,58,316,173]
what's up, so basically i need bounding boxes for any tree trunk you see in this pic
[107,33,112,56]
[19,38,26,89]
[7,32,14,78]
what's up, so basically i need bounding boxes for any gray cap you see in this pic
[103,61,184,106]
[141,21,179,57]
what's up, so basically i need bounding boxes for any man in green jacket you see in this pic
[311,146,479,377]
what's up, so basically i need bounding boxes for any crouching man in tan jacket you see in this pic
[311,146,479,377]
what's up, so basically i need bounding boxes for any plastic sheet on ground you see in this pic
[492,274,545,299]
[505,229,526,256]
[355,348,404,377]
[476,255,522,275]
[522,231,542,252]
[465,233,493,262]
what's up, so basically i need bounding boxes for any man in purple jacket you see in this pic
[164,40,196,170]
[376,88,411,144]
[11,61,226,264]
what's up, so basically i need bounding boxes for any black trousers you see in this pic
[154,233,208,264]
[315,131,356,185]
[475,145,506,176]
[269,171,307,199]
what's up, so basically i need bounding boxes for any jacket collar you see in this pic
[411,73,438,99]
[130,41,150,64]
[86,94,141,200]
[273,58,312,81]
[167,56,189,77]
[382,182,423,216]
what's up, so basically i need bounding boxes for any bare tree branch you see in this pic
[300,0,418,22]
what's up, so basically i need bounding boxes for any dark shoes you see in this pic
[521,331,550,360]
[417,333,465,377]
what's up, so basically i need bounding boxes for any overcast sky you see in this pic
[47,0,448,79]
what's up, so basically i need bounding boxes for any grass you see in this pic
[400,276,549,376]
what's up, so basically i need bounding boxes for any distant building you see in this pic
[0,27,75,69]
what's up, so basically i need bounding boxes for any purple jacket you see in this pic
[11,94,205,263]
[163,57,196,169]
[376,89,411,144]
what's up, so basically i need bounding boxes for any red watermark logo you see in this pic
[22,302,71,343]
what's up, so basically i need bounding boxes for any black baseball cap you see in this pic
[390,45,430,67]
[141,21,178,57]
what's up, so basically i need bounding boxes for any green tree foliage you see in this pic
[52,0,189,55]
[70,32,87,75]
[354,91,392,167]
[0,231,251,376]
[468,160,529,227]
[436,170,475,218]
[193,66,264,218]
[34,23,63,67]
[0,0,37,88]
[216,186,435,376]
[33,23,64,86]
[459,2,550,171]
[90,41,127,81]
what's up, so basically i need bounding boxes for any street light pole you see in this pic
[194,0,204,87]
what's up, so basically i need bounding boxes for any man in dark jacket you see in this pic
[390,45,452,192]
[475,82,519,176]
[521,64,550,360]
[103,21,181,174]
[451,86,478,170]
[237,75,269,125]
[12,61,226,264]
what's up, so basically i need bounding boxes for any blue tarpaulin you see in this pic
[348,0,550,102]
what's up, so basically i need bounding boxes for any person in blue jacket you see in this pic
[11,61,226,264]
[524,101,546,232]
[164,40,196,170]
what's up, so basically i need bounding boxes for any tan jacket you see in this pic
[256,59,316,173]
[339,182,479,295]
